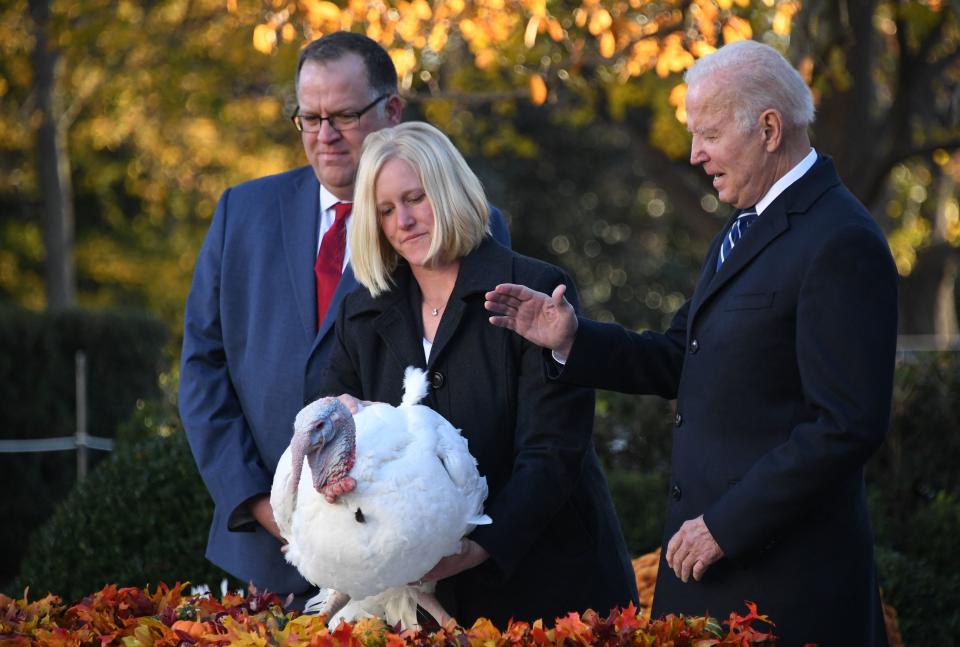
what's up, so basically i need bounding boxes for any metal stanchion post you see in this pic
[76,350,88,481]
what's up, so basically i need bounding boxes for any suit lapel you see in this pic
[688,213,734,321]
[428,238,511,367]
[688,155,841,322]
[692,205,790,315]
[314,265,359,344]
[279,169,321,342]
[372,270,429,370]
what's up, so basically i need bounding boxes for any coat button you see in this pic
[689,339,699,353]
[675,412,683,426]
[429,371,445,389]
[671,484,682,501]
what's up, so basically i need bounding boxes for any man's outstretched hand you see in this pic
[484,284,578,360]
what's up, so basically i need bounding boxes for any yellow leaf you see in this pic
[670,83,687,123]
[252,24,276,54]
[389,48,417,78]
[525,0,547,17]
[460,18,477,40]
[303,0,342,25]
[599,31,615,58]
[412,0,432,20]
[722,16,752,42]
[656,34,694,77]
[281,22,297,43]
[588,8,612,36]
[428,23,448,51]
[772,1,799,36]
[692,0,718,43]
[690,40,716,59]
[529,73,548,105]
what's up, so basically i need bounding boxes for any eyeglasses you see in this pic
[291,94,389,133]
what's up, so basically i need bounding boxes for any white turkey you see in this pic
[270,366,491,628]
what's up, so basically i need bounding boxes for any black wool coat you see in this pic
[314,237,638,628]
[558,157,897,647]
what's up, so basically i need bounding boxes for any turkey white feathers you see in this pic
[270,366,491,626]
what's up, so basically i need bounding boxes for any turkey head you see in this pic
[290,397,358,502]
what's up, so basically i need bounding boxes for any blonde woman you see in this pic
[314,122,637,627]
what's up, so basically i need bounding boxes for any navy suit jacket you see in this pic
[179,165,509,592]
[558,157,896,646]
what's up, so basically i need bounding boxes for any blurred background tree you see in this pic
[3,0,957,337]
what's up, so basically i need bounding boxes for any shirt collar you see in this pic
[319,183,347,216]
[755,148,818,215]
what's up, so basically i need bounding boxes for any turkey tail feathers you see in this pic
[401,367,429,407]
[468,513,493,525]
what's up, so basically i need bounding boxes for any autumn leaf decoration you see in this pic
[0,583,780,646]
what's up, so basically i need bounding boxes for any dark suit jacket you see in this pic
[314,237,638,627]
[179,165,509,593]
[557,157,896,646]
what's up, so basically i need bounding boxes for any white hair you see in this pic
[684,40,814,132]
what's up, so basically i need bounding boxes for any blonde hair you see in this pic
[350,121,490,296]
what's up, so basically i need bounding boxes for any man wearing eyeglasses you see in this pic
[179,31,509,607]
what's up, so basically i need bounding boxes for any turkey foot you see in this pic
[304,588,351,619]
[414,589,451,626]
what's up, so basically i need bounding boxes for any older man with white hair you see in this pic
[485,40,896,646]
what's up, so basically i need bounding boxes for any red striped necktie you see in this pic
[315,201,351,328]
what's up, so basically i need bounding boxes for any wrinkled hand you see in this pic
[336,393,374,415]
[665,515,724,583]
[484,284,578,360]
[417,539,489,583]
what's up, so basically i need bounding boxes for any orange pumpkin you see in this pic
[171,619,207,639]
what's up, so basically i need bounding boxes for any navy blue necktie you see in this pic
[716,209,758,270]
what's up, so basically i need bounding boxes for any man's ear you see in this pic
[759,109,783,152]
[385,94,404,125]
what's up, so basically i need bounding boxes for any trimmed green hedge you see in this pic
[8,428,233,601]
[0,306,167,589]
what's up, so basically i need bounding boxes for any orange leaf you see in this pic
[529,74,548,105]
[721,16,752,43]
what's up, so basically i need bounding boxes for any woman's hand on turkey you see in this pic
[417,539,489,583]
[485,284,578,360]
[336,393,374,415]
